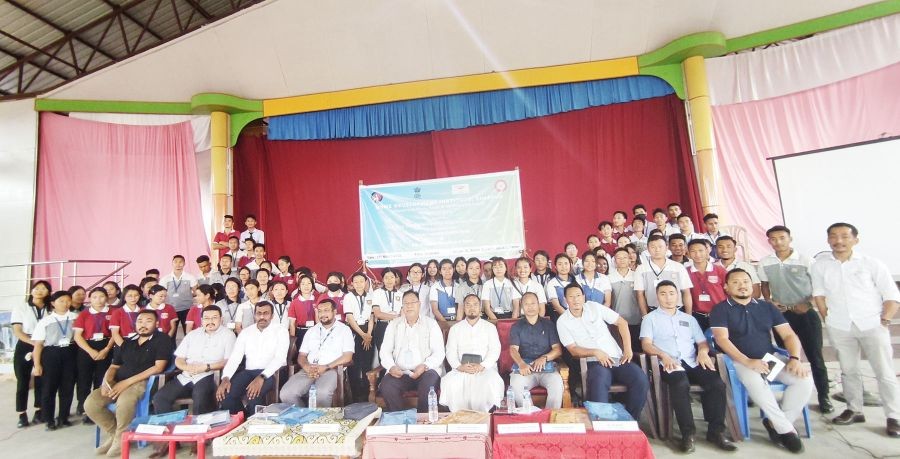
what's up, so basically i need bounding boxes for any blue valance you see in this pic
[268,75,674,140]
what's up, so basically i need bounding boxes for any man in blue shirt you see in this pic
[509,292,564,409]
[641,281,735,453]
[710,269,813,454]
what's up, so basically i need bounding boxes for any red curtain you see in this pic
[234,95,701,274]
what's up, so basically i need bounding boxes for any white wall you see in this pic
[0,99,38,308]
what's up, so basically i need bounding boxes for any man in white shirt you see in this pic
[700,213,729,259]
[280,299,355,408]
[716,236,761,298]
[677,214,702,242]
[811,223,900,437]
[635,235,694,315]
[379,291,445,412]
[440,294,505,412]
[216,301,290,416]
[195,255,214,286]
[153,305,235,416]
[556,283,648,420]
[239,214,265,245]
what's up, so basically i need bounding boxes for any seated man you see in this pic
[440,294,505,412]
[641,281,736,453]
[216,301,289,416]
[509,292,564,409]
[280,299,354,407]
[378,291,445,412]
[556,283,648,421]
[85,310,173,457]
[711,269,813,454]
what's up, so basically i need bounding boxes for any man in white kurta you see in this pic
[440,294,505,412]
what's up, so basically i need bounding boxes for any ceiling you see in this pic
[2,0,885,103]
[0,0,262,99]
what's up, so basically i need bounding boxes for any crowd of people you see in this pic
[9,208,900,456]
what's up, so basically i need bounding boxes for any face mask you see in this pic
[327,283,341,292]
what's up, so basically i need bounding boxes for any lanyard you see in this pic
[30,304,44,322]
[225,300,238,322]
[316,326,336,358]
[580,273,598,292]
[513,279,529,296]
[492,279,505,307]
[535,272,550,287]
[649,261,666,280]
[274,302,287,322]
[54,316,70,338]
[385,289,397,311]
[694,267,710,294]
[171,274,184,292]
[441,281,454,301]
[91,310,107,334]
[353,292,366,316]
[127,309,139,331]
[411,283,422,297]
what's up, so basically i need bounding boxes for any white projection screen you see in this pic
[773,136,900,279]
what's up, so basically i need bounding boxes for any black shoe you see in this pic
[45,420,57,431]
[819,397,834,414]
[17,413,29,428]
[762,418,780,444]
[57,417,72,428]
[779,432,804,453]
[832,409,866,425]
[707,432,738,452]
[887,418,900,438]
[678,434,695,453]
[31,410,43,424]
[82,415,94,425]
[75,406,84,416]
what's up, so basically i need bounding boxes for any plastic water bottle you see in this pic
[308,383,317,409]
[427,386,439,423]
[506,387,516,414]
[522,388,532,413]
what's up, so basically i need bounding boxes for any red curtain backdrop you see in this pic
[234,95,701,274]
[34,113,209,285]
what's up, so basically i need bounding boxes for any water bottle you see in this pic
[427,386,439,423]
[308,383,317,409]
[522,388,533,413]
[506,386,516,414]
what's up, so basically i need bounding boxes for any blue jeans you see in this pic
[585,361,649,420]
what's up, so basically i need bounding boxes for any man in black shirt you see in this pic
[85,310,173,457]
[509,292,564,409]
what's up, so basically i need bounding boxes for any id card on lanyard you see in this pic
[91,312,108,340]
[55,317,71,346]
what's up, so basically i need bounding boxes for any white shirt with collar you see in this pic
[379,315,445,373]
[175,325,236,384]
[343,291,374,325]
[445,318,501,370]
[240,228,265,245]
[222,322,289,379]
[719,259,760,284]
[556,301,623,360]
[811,251,900,332]
[299,320,355,365]
[10,301,46,335]
[31,311,78,346]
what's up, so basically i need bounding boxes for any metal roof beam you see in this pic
[5,0,117,61]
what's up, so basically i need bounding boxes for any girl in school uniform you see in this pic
[267,281,292,330]
[68,285,86,312]
[564,242,583,275]
[343,272,375,403]
[31,290,78,430]
[184,284,217,334]
[454,258,483,312]
[512,257,547,317]
[72,287,114,424]
[424,259,440,287]
[452,257,467,283]
[401,263,431,319]
[371,268,403,351]
[288,275,318,342]
[255,268,272,300]
[429,259,458,322]
[316,271,347,318]
[12,280,50,427]
[215,278,243,334]
[109,284,143,346]
[144,285,178,338]
[480,257,521,320]
[103,281,122,308]
[577,252,612,307]
[546,253,577,318]
[273,256,297,292]
[237,280,262,329]
[530,250,554,290]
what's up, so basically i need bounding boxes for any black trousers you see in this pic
[41,346,77,421]
[14,340,42,413]
[777,308,829,398]
[372,321,389,353]
[379,370,440,413]
[153,374,217,415]
[659,361,726,436]
[220,369,275,417]
[349,328,375,403]
[76,339,112,411]
[176,309,190,335]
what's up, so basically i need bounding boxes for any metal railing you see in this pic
[0,259,131,302]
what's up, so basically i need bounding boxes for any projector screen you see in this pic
[773,136,900,279]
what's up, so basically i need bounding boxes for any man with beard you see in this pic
[85,310,173,457]
[216,301,290,416]
[440,294,505,412]
[280,298,354,407]
[710,269,813,453]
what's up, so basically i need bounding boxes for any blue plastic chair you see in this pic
[704,329,812,439]
[94,375,158,449]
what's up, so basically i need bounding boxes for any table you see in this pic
[121,412,245,459]
[212,407,381,458]
[362,413,491,459]
[491,409,654,459]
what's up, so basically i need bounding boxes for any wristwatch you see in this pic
[206,363,211,372]
[882,318,892,326]
[789,356,800,361]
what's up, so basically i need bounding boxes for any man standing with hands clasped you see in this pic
[811,222,900,437]
[641,281,735,453]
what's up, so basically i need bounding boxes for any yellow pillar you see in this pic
[682,55,724,217]
[210,111,232,259]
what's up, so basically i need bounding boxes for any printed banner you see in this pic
[359,170,525,267]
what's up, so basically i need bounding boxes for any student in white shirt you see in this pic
[343,272,375,403]
[12,280,50,428]
[239,214,265,245]
[215,278,244,334]
[700,213,729,259]
[481,257,521,320]
[811,223,900,437]
[577,252,612,307]
[264,281,291,330]
[30,290,78,430]
[217,301,289,416]
[716,236,761,298]
[280,299,355,408]
[237,280,262,330]
[424,259,440,287]
[677,214,702,242]
[546,253,577,317]
[565,242,584,275]
[512,257,547,317]
[372,268,404,352]
[430,259,459,322]
[530,250,554,291]
[634,235,694,315]
[453,258,483,310]
[401,263,431,319]
[653,208,677,238]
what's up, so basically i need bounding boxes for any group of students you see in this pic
[10,208,900,456]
